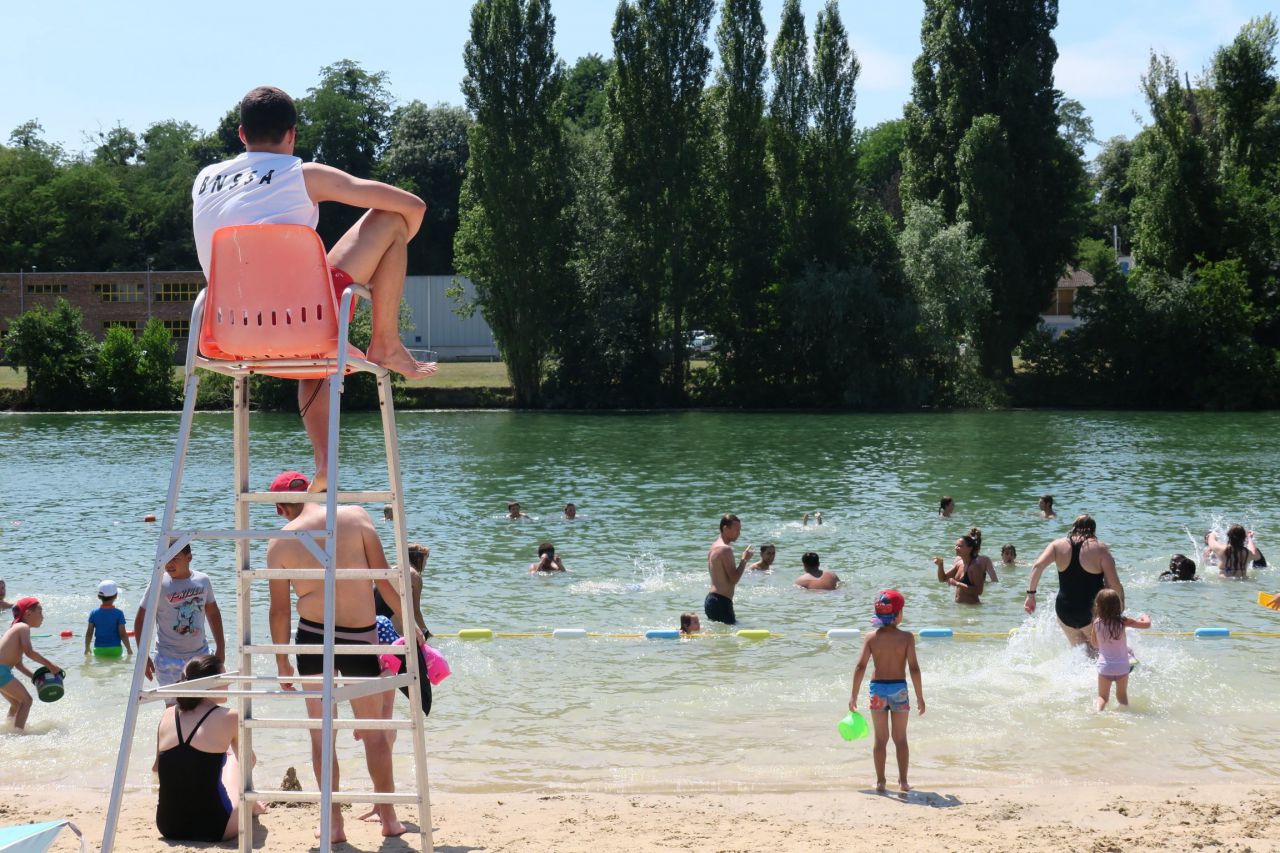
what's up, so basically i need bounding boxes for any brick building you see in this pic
[0,270,205,359]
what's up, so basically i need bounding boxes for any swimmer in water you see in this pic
[680,612,701,634]
[529,543,566,573]
[1000,544,1018,567]
[1205,525,1260,578]
[1025,514,1123,651]
[1159,554,1198,582]
[1038,495,1057,519]
[563,503,577,520]
[938,496,954,518]
[748,543,776,572]
[795,552,840,590]
[506,501,529,520]
[0,579,11,612]
[934,528,993,604]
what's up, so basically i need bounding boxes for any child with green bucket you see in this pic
[846,589,925,794]
[1,598,66,730]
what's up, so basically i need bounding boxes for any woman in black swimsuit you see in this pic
[155,656,251,842]
[1025,515,1121,649]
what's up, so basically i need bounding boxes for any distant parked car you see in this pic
[689,334,716,354]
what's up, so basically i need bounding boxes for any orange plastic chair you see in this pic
[199,224,363,378]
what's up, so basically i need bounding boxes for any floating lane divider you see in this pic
[428,627,1278,641]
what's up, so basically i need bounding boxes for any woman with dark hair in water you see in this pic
[1205,525,1260,578]
[938,497,954,518]
[1024,514,1124,650]
[934,528,996,604]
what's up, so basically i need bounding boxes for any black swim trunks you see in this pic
[704,592,737,625]
[295,617,381,678]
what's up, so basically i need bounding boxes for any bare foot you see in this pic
[253,802,268,816]
[308,474,327,493]
[875,779,887,794]
[899,780,912,795]
[356,807,379,822]
[1095,697,1106,712]
[367,341,439,379]
[315,811,346,843]
[381,818,408,838]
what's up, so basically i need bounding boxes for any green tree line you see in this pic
[4,2,1279,410]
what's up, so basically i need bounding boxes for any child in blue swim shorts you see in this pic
[849,589,925,794]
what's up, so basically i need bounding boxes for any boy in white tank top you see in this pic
[190,86,437,491]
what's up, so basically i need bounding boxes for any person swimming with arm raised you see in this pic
[1205,525,1260,578]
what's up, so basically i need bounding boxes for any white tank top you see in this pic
[191,152,319,278]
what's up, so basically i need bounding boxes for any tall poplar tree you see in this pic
[768,0,810,275]
[806,0,860,267]
[455,0,571,405]
[607,0,715,401]
[902,0,1085,379]
[713,0,773,395]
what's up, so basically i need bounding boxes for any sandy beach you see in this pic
[9,783,1279,852]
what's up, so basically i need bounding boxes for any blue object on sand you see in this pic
[918,628,953,638]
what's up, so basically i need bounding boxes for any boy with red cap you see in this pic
[849,589,925,794]
[1,598,65,730]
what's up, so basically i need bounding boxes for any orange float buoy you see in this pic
[143,514,157,523]
[60,630,74,638]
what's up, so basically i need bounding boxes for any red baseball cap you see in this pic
[12,597,40,622]
[269,471,310,492]
[872,589,904,625]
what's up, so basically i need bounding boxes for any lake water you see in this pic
[2,409,1280,794]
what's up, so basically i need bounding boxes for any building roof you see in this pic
[1057,268,1097,289]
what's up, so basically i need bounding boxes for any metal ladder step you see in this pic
[245,717,415,731]
[243,568,403,581]
[239,490,394,505]
[247,790,420,805]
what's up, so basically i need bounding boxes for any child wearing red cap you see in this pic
[1,598,65,730]
[849,589,925,794]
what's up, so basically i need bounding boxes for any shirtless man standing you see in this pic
[795,552,840,590]
[192,86,437,491]
[705,514,753,625]
[266,471,407,841]
[1024,514,1123,650]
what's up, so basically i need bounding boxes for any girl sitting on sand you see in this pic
[1092,589,1150,711]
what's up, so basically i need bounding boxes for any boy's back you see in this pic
[864,625,913,681]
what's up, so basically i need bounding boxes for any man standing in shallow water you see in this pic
[705,514,753,625]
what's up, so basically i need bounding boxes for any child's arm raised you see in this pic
[907,634,925,715]
[1123,613,1152,629]
[849,633,874,711]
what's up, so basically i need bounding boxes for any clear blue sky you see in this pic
[2,0,1273,158]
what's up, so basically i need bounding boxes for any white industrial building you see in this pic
[400,275,500,361]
